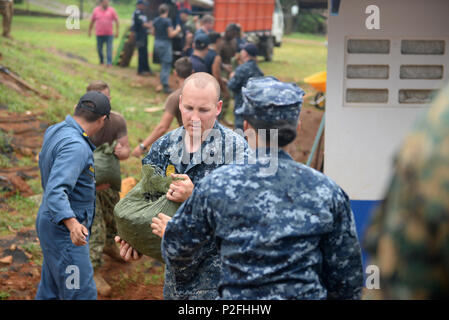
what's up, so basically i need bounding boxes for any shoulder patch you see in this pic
[166,164,176,177]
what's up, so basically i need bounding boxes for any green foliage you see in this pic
[0,193,38,236]
[0,131,13,153]
[296,11,327,34]
[0,154,12,168]
[0,291,11,300]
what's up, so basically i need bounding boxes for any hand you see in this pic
[166,174,193,203]
[63,218,88,246]
[131,145,144,158]
[151,213,172,238]
[114,236,142,261]
[229,71,235,79]
[223,64,233,73]
[114,142,127,159]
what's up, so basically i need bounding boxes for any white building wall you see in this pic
[325,0,449,200]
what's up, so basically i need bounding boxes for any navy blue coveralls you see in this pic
[35,115,97,300]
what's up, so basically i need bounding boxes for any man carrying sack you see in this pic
[87,81,130,297]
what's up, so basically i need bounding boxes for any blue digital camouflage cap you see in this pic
[236,76,305,124]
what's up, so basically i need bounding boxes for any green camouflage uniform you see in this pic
[90,187,120,269]
[364,84,449,299]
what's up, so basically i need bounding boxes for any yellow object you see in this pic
[304,71,327,93]
[119,177,138,199]
[165,164,176,177]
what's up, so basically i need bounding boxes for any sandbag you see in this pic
[114,164,181,263]
[93,141,121,191]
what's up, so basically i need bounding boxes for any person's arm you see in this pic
[132,111,175,157]
[227,67,243,92]
[167,23,182,38]
[88,12,96,37]
[161,184,215,282]
[44,140,87,224]
[212,55,229,98]
[43,140,92,246]
[319,189,364,299]
[114,135,130,160]
[144,20,153,32]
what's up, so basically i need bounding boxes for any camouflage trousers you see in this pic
[89,188,120,269]
[0,1,13,37]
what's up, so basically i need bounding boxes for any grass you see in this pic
[0,291,11,300]
[259,35,327,85]
[285,32,327,43]
[14,1,55,14]
[21,241,44,266]
[0,194,37,236]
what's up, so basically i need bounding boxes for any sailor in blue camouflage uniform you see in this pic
[116,72,249,300]
[154,76,364,299]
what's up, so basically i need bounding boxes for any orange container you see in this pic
[213,0,275,33]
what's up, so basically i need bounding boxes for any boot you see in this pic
[94,270,112,297]
[103,244,125,263]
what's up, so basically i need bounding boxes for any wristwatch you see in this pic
[139,143,147,151]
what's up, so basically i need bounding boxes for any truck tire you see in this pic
[264,36,274,62]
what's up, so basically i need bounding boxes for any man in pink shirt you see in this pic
[88,0,119,67]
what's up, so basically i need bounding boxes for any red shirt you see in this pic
[91,6,118,36]
[177,1,192,10]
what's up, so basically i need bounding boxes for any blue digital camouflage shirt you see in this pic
[162,149,364,300]
[142,121,249,299]
[227,60,264,112]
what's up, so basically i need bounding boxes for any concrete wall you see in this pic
[325,0,449,201]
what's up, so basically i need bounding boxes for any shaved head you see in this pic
[181,72,221,102]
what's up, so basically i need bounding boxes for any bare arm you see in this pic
[167,24,182,38]
[212,55,229,98]
[88,19,95,37]
[132,111,175,157]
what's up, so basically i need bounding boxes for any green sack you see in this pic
[114,164,181,263]
[93,141,121,192]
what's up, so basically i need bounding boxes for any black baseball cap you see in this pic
[194,33,210,50]
[241,42,258,57]
[77,91,111,118]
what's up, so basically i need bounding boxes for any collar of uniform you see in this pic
[65,115,96,151]
[252,147,293,161]
[163,121,222,172]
